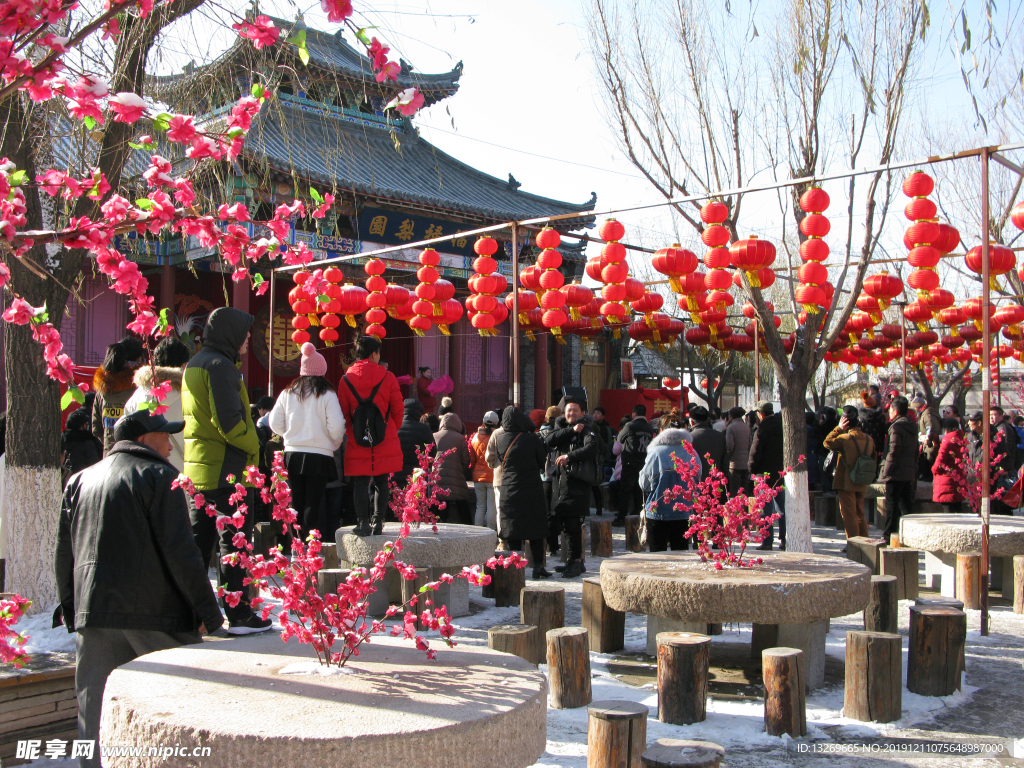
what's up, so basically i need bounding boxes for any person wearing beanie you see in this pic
[397,398,434,489]
[269,343,346,541]
[438,396,454,416]
[470,411,500,530]
[529,409,546,430]
[61,408,105,485]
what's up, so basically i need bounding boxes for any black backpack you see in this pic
[343,375,391,448]
[621,426,651,469]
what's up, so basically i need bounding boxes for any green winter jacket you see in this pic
[182,308,259,490]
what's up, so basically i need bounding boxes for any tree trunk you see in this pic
[779,381,812,553]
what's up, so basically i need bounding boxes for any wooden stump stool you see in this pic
[1014,555,1023,615]
[254,522,277,558]
[864,575,898,634]
[814,495,837,527]
[487,624,540,665]
[316,568,351,598]
[399,567,430,629]
[847,537,887,574]
[492,552,527,608]
[320,542,340,570]
[907,605,967,696]
[656,632,710,725]
[880,548,920,600]
[844,631,902,723]
[587,700,648,768]
[641,740,725,768]
[591,519,614,557]
[482,549,504,599]
[547,627,592,709]
[625,515,643,552]
[762,647,807,737]
[522,584,566,663]
[582,578,625,653]
[955,552,981,609]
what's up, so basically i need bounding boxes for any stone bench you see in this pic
[336,522,498,618]
[899,514,1024,601]
[600,552,871,689]
[101,633,547,768]
[0,652,77,765]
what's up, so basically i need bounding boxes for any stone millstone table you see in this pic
[100,633,546,768]
[600,552,871,689]
[336,522,498,617]
[899,514,1024,600]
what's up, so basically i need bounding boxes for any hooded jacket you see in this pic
[125,365,185,471]
[433,412,472,500]
[725,417,751,471]
[931,430,966,503]
[470,428,494,483]
[823,425,876,492]
[546,414,600,518]
[91,366,140,455]
[880,415,919,483]
[397,399,434,479]
[617,417,655,471]
[691,419,728,482]
[268,383,346,458]
[640,429,701,521]
[55,440,223,634]
[492,407,548,540]
[337,358,404,477]
[61,427,104,484]
[182,308,259,490]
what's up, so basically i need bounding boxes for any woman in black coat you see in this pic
[491,406,552,579]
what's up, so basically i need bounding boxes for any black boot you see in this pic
[561,560,584,579]
[533,566,553,579]
[370,513,384,536]
[353,516,371,537]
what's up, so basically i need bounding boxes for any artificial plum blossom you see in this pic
[100,194,131,222]
[232,16,280,50]
[36,169,67,196]
[312,192,334,219]
[368,38,390,71]
[173,178,196,207]
[217,202,249,221]
[83,168,110,199]
[2,296,42,324]
[142,155,173,187]
[320,0,353,23]
[186,134,220,160]
[385,87,424,117]
[0,261,9,288]
[108,91,147,123]
[227,97,261,132]
[165,114,196,144]
[0,594,31,666]
[375,60,400,83]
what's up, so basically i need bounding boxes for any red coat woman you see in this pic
[338,358,404,477]
[931,429,966,505]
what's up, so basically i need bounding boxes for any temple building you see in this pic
[36,16,601,417]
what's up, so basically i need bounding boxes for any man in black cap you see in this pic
[689,405,728,484]
[615,404,655,526]
[748,401,786,549]
[56,411,223,768]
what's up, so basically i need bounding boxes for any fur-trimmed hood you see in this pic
[92,365,139,395]
[133,365,184,391]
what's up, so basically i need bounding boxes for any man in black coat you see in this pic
[689,405,728,482]
[56,411,223,768]
[396,398,435,489]
[879,396,919,541]
[546,399,601,579]
[989,406,1019,515]
[616,404,655,525]
[748,401,786,550]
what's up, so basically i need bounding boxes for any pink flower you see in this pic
[36,170,66,197]
[165,114,196,144]
[227,96,261,132]
[320,0,353,23]
[100,194,131,222]
[0,262,9,288]
[368,38,390,71]
[142,155,173,188]
[108,91,147,123]
[385,88,424,117]
[173,178,195,207]
[312,193,334,219]
[375,60,400,83]
[233,16,280,50]
[2,297,42,325]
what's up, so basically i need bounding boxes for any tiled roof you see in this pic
[629,345,678,377]
[243,96,597,223]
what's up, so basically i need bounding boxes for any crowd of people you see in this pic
[51,324,1024,764]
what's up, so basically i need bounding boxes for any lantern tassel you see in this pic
[746,271,761,289]
[412,328,425,337]
[432,303,443,316]
[438,324,451,336]
[613,329,621,339]
[669,277,682,293]
[653,329,661,342]
[555,334,567,345]
[324,340,335,347]
[343,315,357,327]
[519,313,529,325]
[570,308,582,321]
[527,331,536,341]
[308,313,320,327]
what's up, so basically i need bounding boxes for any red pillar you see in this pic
[159,263,175,316]
[534,333,549,409]
[448,330,461,415]
[232,276,251,386]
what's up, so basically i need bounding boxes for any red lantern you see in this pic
[653,245,698,293]
[800,187,830,213]
[902,170,934,198]
[436,298,464,336]
[729,236,776,288]
[965,243,1016,290]
[599,218,625,241]
[863,272,904,314]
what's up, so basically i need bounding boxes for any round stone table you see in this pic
[600,552,871,688]
[900,513,1024,599]
[336,522,498,617]
[101,633,546,768]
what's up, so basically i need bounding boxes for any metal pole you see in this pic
[980,147,991,637]
[901,313,907,393]
[267,267,275,397]
[511,225,521,408]
[754,317,761,403]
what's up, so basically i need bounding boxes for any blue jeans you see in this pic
[763,489,786,547]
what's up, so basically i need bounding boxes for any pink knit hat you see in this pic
[300,342,327,377]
